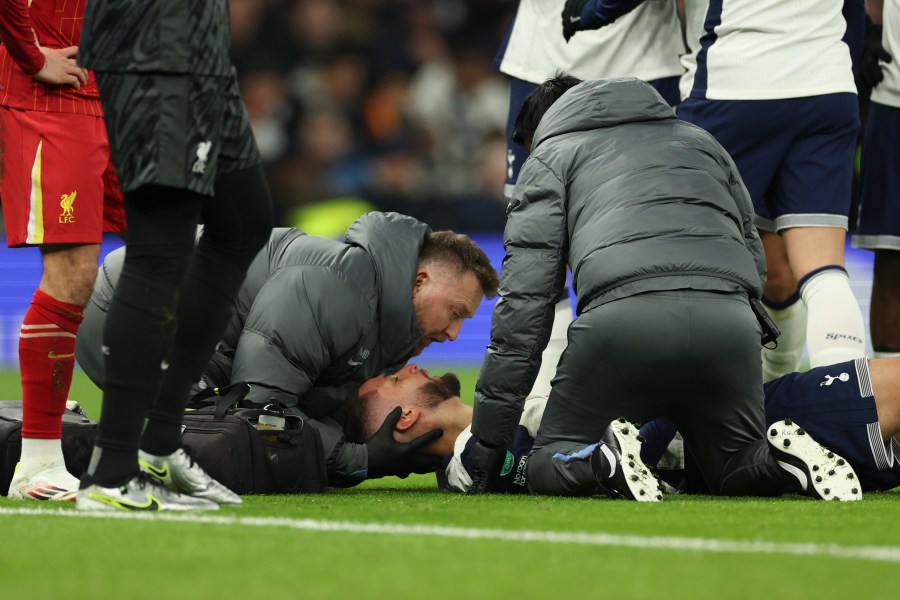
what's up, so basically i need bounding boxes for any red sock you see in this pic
[19,289,84,439]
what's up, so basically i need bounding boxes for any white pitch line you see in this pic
[1,506,899,564]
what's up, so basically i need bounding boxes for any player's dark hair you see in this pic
[344,373,460,443]
[419,232,499,299]
[344,387,377,444]
[512,72,583,148]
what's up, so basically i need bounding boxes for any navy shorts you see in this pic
[852,102,900,250]
[677,94,859,232]
[450,424,534,494]
[96,68,261,196]
[504,75,682,198]
[764,358,900,491]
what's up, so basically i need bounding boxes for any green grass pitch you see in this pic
[0,367,898,599]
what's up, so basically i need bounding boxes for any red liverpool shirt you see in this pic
[0,0,101,115]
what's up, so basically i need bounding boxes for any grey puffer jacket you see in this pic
[224,211,428,485]
[83,212,429,487]
[472,78,765,448]
[224,212,426,405]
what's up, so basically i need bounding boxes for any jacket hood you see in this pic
[344,212,431,359]
[532,77,676,149]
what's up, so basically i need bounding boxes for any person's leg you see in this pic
[850,102,900,356]
[638,418,678,467]
[140,69,273,458]
[21,245,99,433]
[868,358,900,440]
[763,359,890,493]
[129,70,273,504]
[83,186,204,488]
[852,356,900,489]
[772,93,864,368]
[870,352,900,483]
[76,51,244,509]
[526,295,680,498]
[526,420,661,500]
[677,98,802,381]
[865,361,900,489]
[760,231,807,381]
[11,244,99,498]
[651,292,786,497]
[1,108,113,499]
[870,250,900,357]
[140,164,273,456]
[676,293,860,500]
[783,227,866,367]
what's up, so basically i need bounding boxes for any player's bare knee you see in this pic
[763,274,797,304]
[40,244,101,305]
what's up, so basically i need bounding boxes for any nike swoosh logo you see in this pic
[569,16,581,23]
[347,359,364,366]
[139,460,170,482]
[776,460,808,492]
[89,492,162,511]
[599,444,617,478]
[47,351,75,359]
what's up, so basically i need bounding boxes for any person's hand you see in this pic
[857,23,893,99]
[365,406,443,479]
[466,441,508,495]
[33,46,89,89]
[562,0,592,42]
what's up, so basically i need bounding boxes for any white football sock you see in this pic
[19,437,68,473]
[761,294,807,382]
[800,267,866,368]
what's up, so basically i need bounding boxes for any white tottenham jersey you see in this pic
[498,0,685,84]
[680,0,857,100]
[872,0,900,108]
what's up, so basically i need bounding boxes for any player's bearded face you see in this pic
[421,373,462,400]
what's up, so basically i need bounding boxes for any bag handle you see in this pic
[185,382,252,419]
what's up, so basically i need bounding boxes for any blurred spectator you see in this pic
[407,36,508,199]
[228,0,515,232]
[240,68,295,162]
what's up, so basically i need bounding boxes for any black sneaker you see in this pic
[768,418,862,501]
[591,418,663,502]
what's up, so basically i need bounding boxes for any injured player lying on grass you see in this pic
[344,359,900,501]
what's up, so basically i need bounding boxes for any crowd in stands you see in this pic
[229,0,515,234]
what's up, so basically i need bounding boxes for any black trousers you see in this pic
[526,290,788,497]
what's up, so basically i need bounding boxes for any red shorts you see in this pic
[0,107,125,247]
